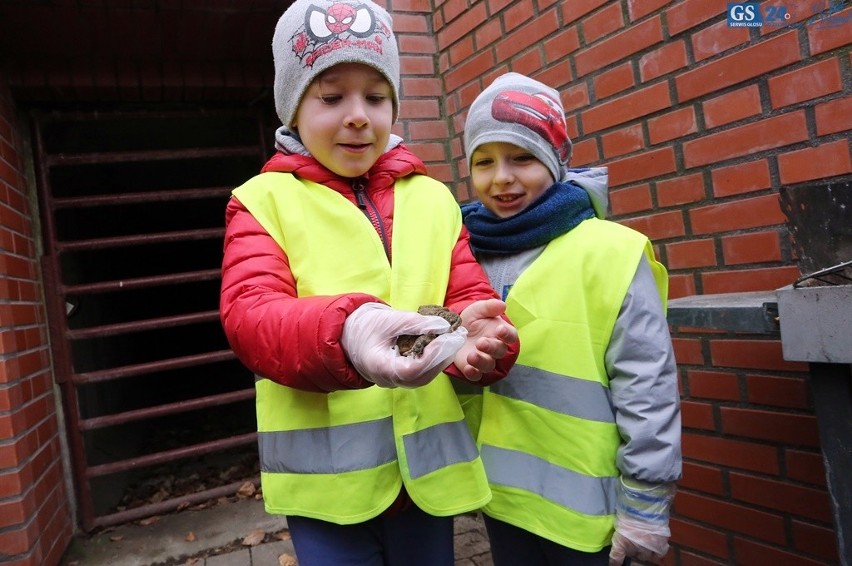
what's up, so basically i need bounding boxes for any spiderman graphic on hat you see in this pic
[291,2,391,66]
[491,90,572,163]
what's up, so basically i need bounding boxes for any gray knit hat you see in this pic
[464,72,573,182]
[272,0,400,128]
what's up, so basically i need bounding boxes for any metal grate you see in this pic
[793,259,852,288]
[32,107,270,531]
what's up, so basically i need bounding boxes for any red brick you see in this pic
[435,3,488,50]
[627,0,668,21]
[785,449,827,487]
[721,231,782,265]
[684,111,809,169]
[570,138,600,166]
[710,339,805,372]
[682,432,780,474]
[444,50,496,92]
[668,273,697,299]
[601,124,644,159]
[721,407,820,447]
[665,0,727,36]
[561,0,610,25]
[392,12,430,34]
[438,0,467,22]
[648,106,697,145]
[657,173,705,207]
[666,239,717,270]
[692,20,750,62]
[408,120,450,141]
[815,96,852,136]
[610,183,652,215]
[495,9,559,63]
[582,2,624,43]
[534,60,573,90]
[681,400,716,430]
[690,193,787,235]
[406,142,448,163]
[639,39,688,82]
[511,49,543,76]
[583,81,670,134]
[702,266,801,294]
[730,472,833,523]
[673,338,704,365]
[543,27,581,64]
[593,63,635,99]
[561,81,590,112]
[808,8,852,55]
[676,32,802,102]
[446,36,474,67]
[679,461,725,496]
[778,139,852,185]
[711,159,772,198]
[402,77,442,97]
[733,536,828,566]
[607,146,677,188]
[791,520,840,562]
[503,0,535,33]
[619,209,685,241]
[769,58,842,108]
[674,491,786,544]
[575,17,664,77]
[687,369,740,401]
[669,517,730,559]
[745,374,810,410]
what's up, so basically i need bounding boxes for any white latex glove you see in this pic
[609,516,670,565]
[609,479,675,566]
[341,303,467,388]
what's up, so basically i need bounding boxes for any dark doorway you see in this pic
[32,106,271,531]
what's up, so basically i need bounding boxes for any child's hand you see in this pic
[341,303,467,388]
[454,299,519,381]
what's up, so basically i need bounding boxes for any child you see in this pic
[219,2,519,565]
[461,73,682,566]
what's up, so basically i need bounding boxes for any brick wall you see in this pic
[0,77,74,566]
[410,0,851,564]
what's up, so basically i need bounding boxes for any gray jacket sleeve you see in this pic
[606,255,682,484]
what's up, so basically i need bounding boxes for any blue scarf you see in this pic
[461,181,595,255]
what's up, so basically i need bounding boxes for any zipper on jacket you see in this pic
[352,178,391,260]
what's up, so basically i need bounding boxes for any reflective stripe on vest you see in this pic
[258,417,476,479]
[233,173,491,523]
[479,218,667,552]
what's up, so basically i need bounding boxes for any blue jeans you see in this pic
[287,505,454,566]
[484,515,615,566]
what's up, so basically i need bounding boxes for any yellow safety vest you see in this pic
[479,217,667,552]
[232,172,491,524]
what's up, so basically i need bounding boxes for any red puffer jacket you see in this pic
[220,144,518,392]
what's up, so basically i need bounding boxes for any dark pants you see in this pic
[484,515,614,566]
[287,505,455,566]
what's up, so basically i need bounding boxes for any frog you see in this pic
[396,305,462,358]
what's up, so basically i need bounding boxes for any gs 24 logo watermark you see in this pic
[727,3,792,26]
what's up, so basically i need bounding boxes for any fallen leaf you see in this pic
[278,553,297,566]
[274,531,291,541]
[184,559,200,565]
[109,535,124,542]
[237,481,256,497]
[176,501,191,512]
[137,516,160,526]
[242,528,266,546]
[185,531,197,542]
